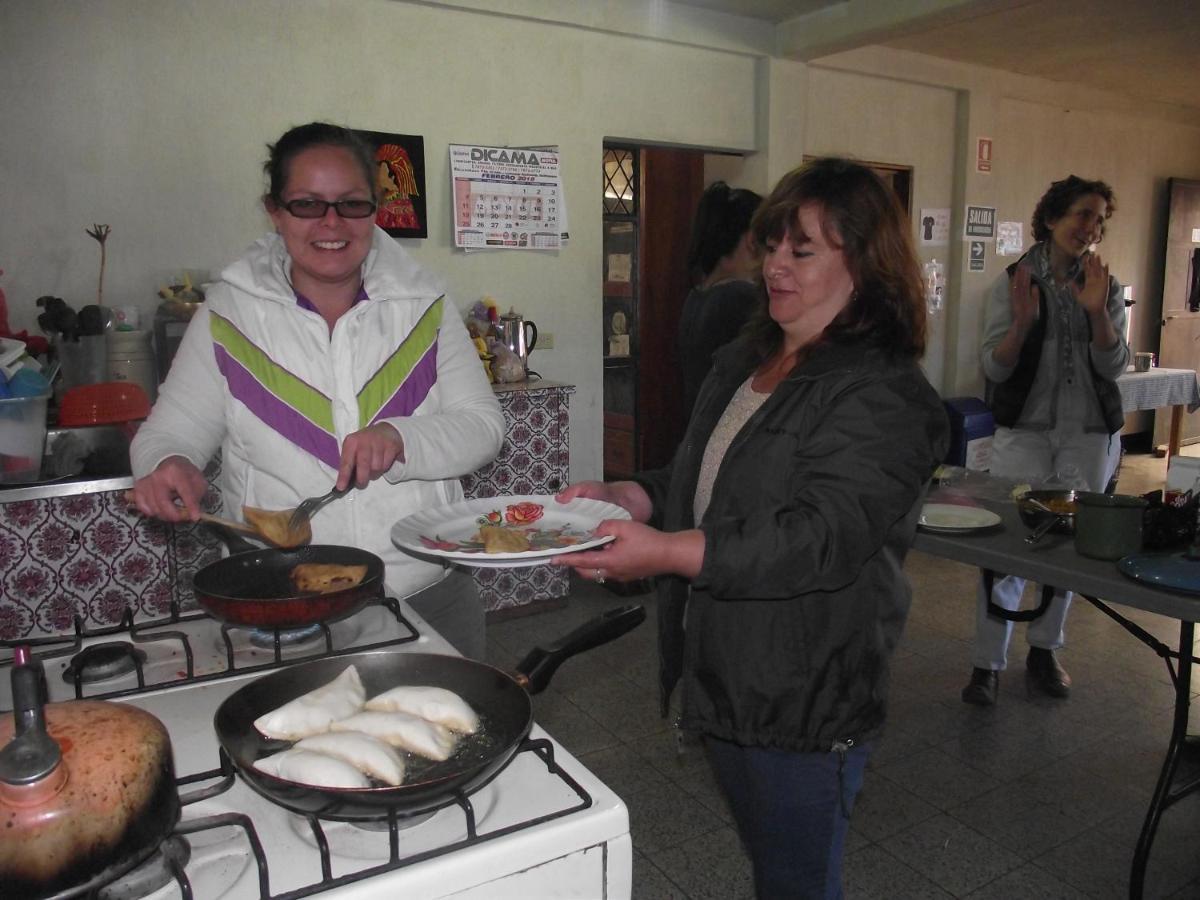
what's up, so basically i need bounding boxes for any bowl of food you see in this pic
[1016,489,1079,535]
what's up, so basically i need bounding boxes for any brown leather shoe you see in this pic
[961,667,999,706]
[1026,647,1071,698]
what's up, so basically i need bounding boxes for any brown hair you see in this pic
[1031,175,1116,243]
[747,157,927,361]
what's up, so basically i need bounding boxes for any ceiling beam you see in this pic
[776,0,1033,60]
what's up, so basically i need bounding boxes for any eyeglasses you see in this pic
[275,197,378,219]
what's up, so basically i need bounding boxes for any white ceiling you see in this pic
[670,0,1200,114]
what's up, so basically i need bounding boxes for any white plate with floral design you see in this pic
[391,494,630,568]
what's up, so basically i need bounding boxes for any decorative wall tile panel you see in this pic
[0,491,172,639]
[462,384,574,615]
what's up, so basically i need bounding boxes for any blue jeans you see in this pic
[704,736,870,900]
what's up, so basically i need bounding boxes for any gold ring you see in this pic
[594,568,605,584]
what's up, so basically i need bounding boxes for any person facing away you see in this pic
[962,175,1127,707]
[129,122,503,658]
[553,157,949,899]
[677,181,763,418]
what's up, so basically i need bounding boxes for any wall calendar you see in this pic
[450,143,569,250]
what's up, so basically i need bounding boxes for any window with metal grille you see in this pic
[603,148,637,215]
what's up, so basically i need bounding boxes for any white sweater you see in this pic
[131,227,504,597]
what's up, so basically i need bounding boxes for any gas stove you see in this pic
[0,593,633,899]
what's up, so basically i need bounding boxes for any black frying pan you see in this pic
[214,604,646,819]
[193,525,384,629]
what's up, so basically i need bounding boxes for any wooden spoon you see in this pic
[195,513,265,540]
[123,490,307,549]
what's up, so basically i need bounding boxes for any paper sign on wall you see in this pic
[969,240,986,272]
[965,205,996,238]
[997,222,1024,257]
[919,208,950,245]
[923,259,946,313]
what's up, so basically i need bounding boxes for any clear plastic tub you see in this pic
[0,390,50,483]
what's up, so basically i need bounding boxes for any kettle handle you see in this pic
[524,321,537,353]
[0,651,62,786]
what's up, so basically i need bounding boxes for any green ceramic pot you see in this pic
[1074,492,1148,561]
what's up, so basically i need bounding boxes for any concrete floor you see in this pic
[484,447,1200,898]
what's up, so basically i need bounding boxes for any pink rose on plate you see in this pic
[505,502,544,526]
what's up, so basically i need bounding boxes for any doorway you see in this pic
[601,143,704,478]
[1155,178,1200,450]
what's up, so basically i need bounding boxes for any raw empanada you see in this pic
[296,730,406,786]
[478,524,530,553]
[253,748,371,789]
[253,665,366,741]
[365,685,480,735]
[331,710,459,761]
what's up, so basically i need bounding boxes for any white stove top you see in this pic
[1,597,633,899]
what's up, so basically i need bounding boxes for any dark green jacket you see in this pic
[635,337,949,752]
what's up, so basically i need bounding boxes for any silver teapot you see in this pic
[497,308,538,365]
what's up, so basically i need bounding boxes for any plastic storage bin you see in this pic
[943,396,995,471]
[0,391,50,483]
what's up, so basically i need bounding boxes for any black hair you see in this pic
[263,122,377,203]
[686,181,764,284]
[1031,175,1116,243]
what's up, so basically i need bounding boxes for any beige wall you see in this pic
[803,67,958,391]
[6,2,1200,480]
[0,0,757,481]
[819,47,1200,411]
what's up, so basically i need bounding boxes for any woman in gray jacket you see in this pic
[556,158,948,899]
[962,175,1126,706]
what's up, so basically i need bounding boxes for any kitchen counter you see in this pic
[0,474,133,502]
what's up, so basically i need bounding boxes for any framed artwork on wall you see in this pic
[353,129,428,239]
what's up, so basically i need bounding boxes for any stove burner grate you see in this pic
[63,641,148,685]
[247,624,322,649]
[3,597,418,703]
[164,738,594,899]
[96,836,191,900]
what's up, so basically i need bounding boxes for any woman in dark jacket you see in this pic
[556,157,949,899]
[677,181,763,417]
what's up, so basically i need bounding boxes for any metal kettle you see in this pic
[0,648,180,897]
[497,308,538,364]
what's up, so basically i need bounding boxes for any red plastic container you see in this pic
[58,382,151,427]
